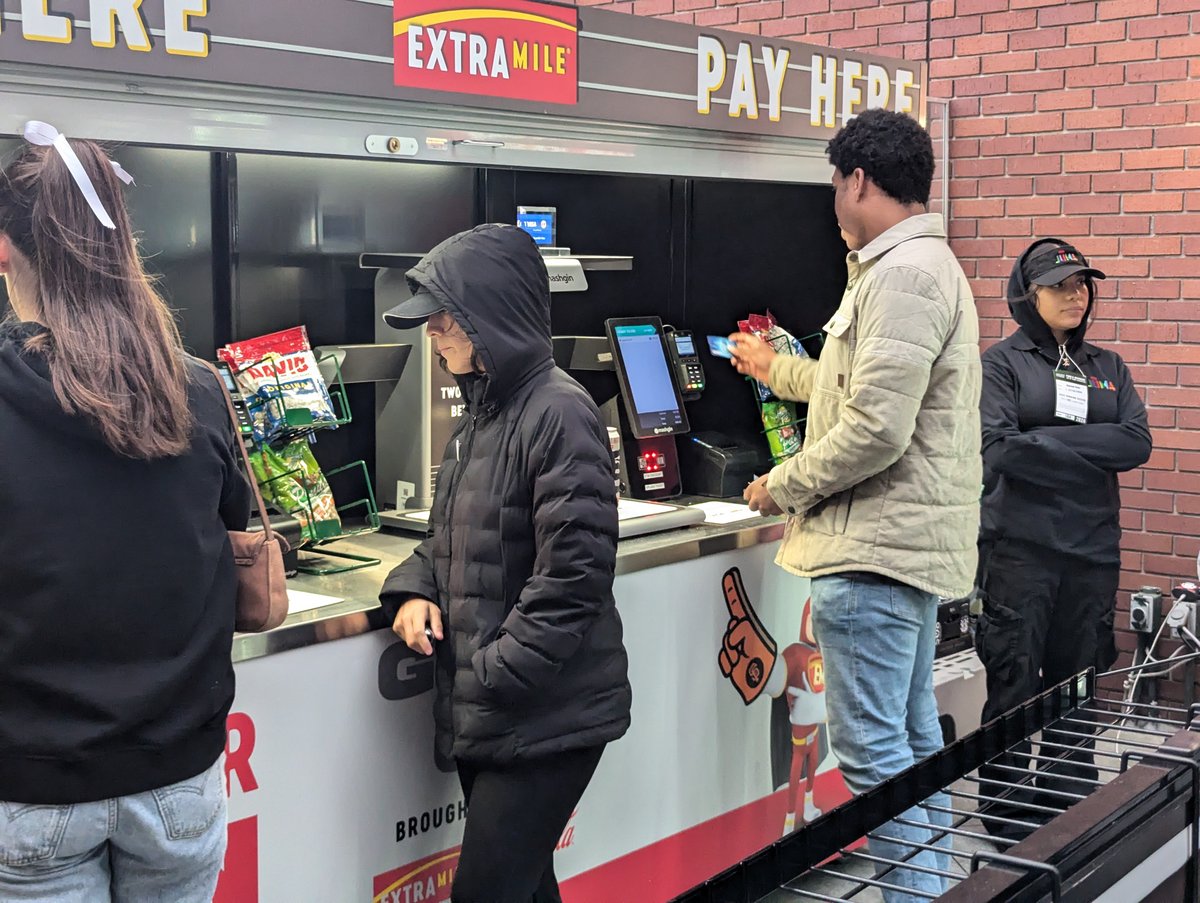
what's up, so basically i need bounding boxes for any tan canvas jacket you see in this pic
[764,213,982,599]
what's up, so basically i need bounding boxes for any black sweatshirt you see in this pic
[0,320,251,804]
[979,247,1153,565]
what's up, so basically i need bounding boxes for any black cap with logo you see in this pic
[1022,241,1107,287]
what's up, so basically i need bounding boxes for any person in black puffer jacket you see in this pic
[379,224,631,903]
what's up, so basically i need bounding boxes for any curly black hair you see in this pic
[826,109,934,207]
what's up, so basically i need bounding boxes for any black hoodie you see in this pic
[979,240,1152,564]
[379,224,631,765]
[0,320,251,804]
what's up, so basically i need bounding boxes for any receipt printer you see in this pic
[678,431,771,499]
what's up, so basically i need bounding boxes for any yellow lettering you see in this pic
[164,0,209,58]
[511,39,528,70]
[90,0,152,52]
[840,59,863,122]
[21,0,72,44]
[866,64,890,110]
[556,45,565,75]
[533,41,539,72]
[894,68,915,114]
[810,54,837,128]
[695,35,726,116]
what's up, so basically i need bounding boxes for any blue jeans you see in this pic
[811,573,951,903]
[0,756,226,902]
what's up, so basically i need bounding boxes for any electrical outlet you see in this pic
[395,480,415,506]
[1130,587,1163,634]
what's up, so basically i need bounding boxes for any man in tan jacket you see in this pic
[730,109,981,903]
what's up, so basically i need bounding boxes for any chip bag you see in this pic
[249,438,342,543]
[218,326,337,443]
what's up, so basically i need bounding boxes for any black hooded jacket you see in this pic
[379,224,631,764]
[979,241,1152,564]
[0,321,251,804]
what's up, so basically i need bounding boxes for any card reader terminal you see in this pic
[668,330,705,399]
[215,360,255,444]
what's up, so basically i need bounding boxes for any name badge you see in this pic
[1054,371,1089,424]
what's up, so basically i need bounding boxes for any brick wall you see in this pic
[582,0,1200,686]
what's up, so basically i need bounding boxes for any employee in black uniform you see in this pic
[975,238,1152,839]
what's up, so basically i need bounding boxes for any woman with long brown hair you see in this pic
[0,123,250,901]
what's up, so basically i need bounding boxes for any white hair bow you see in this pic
[23,121,135,230]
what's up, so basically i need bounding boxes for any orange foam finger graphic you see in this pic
[719,567,778,705]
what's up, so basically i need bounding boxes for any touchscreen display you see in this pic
[516,207,556,246]
[672,334,696,357]
[611,323,687,436]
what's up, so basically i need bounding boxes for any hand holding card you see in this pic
[707,335,734,359]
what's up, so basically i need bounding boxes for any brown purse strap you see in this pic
[200,359,276,542]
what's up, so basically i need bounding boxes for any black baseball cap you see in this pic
[1023,242,1106,287]
[382,287,444,329]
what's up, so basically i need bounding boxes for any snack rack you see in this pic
[240,350,383,576]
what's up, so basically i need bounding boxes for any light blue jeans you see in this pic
[0,756,226,903]
[811,573,952,903]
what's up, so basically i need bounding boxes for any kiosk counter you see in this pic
[224,517,843,903]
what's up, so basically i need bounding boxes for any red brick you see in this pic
[983,9,1037,29]
[980,135,1037,157]
[1008,70,1067,92]
[1038,89,1095,111]
[1008,111,1065,134]
[1124,148,1188,170]
[1131,12,1194,36]
[1161,0,1200,10]
[1147,214,1200,234]
[695,6,739,23]
[1095,129,1155,150]
[982,50,1038,73]
[1032,213,1091,234]
[1035,132,1093,153]
[981,94,1037,115]
[760,18,806,35]
[978,217,1034,237]
[954,198,1006,217]
[1038,46,1098,69]
[1096,255,1151,276]
[738,2,784,21]
[979,176,1034,197]
[1155,80,1200,104]
[661,11,698,21]
[1096,39,1158,63]
[1152,259,1200,279]
[1125,490,1177,511]
[1124,102,1189,126]
[955,75,1009,96]
[1128,59,1191,82]
[950,97,979,117]
[878,21,928,42]
[1149,345,1200,367]
[1066,108,1123,130]
[1064,194,1121,214]
[1145,471,1200,493]
[953,117,1006,138]
[1010,27,1067,51]
[806,9,855,28]
[853,3,905,23]
[1099,0,1158,15]
[1094,301,1149,320]
[931,15,982,37]
[955,32,1010,54]
[1066,63,1128,87]
[954,238,1006,258]
[1123,237,1185,256]
[721,20,763,33]
[831,0,876,8]
[1145,449,1179,471]
[1119,279,1182,299]
[1063,152,1121,173]
[955,158,1005,177]
[950,138,980,158]
[956,0,1008,12]
[783,0,829,13]
[948,179,979,199]
[1123,530,1177,553]
[1162,34,1200,57]
[1040,2,1099,25]
[674,0,715,9]
[1006,196,1063,216]
[932,56,982,78]
[1067,19,1128,42]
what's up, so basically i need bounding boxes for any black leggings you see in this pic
[452,745,604,903]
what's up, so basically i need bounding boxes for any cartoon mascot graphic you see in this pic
[718,567,828,835]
